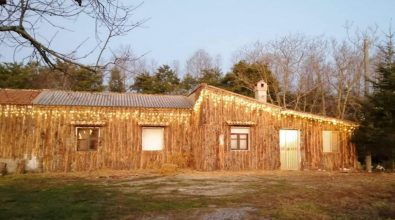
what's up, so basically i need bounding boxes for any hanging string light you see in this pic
[0,87,357,133]
[192,87,357,132]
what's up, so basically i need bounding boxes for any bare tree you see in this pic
[105,46,152,91]
[0,0,147,71]
[296,37,331,114]
[329,39,363,119]
[265,34,310,108]
[232,31,379,120]
[185,49,220,77]
[342,23,379,96]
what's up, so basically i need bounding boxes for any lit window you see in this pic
[323,131,339,153]
[142,127,164,151]
[76,127,100,151]
[230,127,250,150]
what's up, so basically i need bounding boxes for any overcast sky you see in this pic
[1,0,394,73]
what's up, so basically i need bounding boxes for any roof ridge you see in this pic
[40,89,190,98]
[33,89,194,109]
[205,85,280,109]
[0,88,42,92]
[204,85,357,125]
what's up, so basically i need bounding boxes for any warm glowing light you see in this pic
[0,87,357,133]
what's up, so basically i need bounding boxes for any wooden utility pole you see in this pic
[363,38,372,173]
[363,38,370,96]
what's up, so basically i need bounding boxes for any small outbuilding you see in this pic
[0,82,357,172]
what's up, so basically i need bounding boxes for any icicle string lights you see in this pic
[192,88,357,132]
[0,105,191,124]
[0,88,357,132]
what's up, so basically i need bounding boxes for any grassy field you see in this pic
[0,170,394,220]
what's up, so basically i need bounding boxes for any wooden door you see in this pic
[279,130,300,170]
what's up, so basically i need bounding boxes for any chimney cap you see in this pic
[256,80,267,90]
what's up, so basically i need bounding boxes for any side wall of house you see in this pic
[0,105,192,172]
[193,87,357,171]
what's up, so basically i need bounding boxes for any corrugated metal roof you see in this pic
[32,90,194,109]
[0,89,41,105]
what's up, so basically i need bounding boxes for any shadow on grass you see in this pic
[0,176,210,220]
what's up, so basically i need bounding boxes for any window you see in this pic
[230,127,250,150]
[323,131,339,153]
[142,127,164,151]
[76,127,100,151]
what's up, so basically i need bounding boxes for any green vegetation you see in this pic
[108,67,126,93]
[0,176,208,219]
[0,61,104,92]
[131,65,181,94]
[353,33,395,167]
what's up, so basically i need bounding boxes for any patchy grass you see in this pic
[0,171,394,219]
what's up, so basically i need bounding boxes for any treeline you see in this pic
[0,31,388,122]
[0,61,103,92]
[0,58,274,97]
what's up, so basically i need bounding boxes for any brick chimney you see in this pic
[255,80,267,103]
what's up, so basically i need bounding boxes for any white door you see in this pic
[279,130,300,170]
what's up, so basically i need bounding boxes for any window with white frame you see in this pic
[142,127,165,151]
[230,127,250,150]
[323,131,339,153]
[76,127,100,151]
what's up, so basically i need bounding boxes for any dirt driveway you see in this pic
[1,170,394,219]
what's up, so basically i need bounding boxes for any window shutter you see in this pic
[332,132,339,152]
[142,127,164,151]
[323,131,339,153]
[323,131,332,153]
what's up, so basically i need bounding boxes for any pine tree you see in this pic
[130,65,181,94]
[130,71,155,93]
[180,73,198,93]
[198,68,222,86]
[153,65,180,94]
[353,33,395,170]
[221,60,280,103]
[109,68,126,92]
[0,62,34,89]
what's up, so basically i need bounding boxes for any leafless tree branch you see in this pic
[0,0,146,72]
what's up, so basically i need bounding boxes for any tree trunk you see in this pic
[365,153,372,173]
[363,38,369,96]
[0,162,6,176]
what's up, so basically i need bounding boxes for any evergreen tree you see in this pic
[68,68,104,92]
[153,65,180,94]
[130,72,155,93]
[180,73,198,93]
[222,60,280,103]
[30,65,64,89]
[221,72,252,96]
[198,68,223,86]
[0,62,34,89]
[53,62,104,92]
[130,65,180,94]
[353,33,395,169]
[0,61,103,91]
[109,67,126,92]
